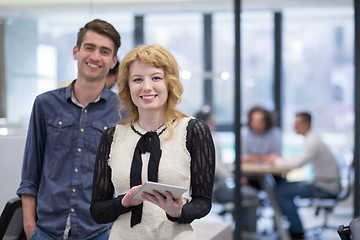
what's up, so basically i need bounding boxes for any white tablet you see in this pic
[132,181,187,200]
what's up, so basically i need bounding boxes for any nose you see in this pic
[142,78,153,91]
[90,49,101,61]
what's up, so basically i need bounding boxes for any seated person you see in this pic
[242,106,282,164]
[274,112,341,240]
[242,106,283,188]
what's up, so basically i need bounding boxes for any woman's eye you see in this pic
[153,76,162,81]
[133,78,142,82]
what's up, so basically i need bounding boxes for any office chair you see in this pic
[296,160,353,236]
[0,197,26,240]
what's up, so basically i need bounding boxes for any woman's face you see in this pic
[128,59,168,115]
[249,111,266,134]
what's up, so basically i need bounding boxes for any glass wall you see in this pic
[213,11,274,127]
[282,7,354,172]
[144,13,203,116]
[0,5,355,168]
[0,8,133,126]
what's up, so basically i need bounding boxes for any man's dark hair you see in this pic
[296,112,312,126]
[77,19,121,57]
[247,106,274,132]
[108,61,120,76]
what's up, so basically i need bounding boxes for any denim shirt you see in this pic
[17,81,120,239]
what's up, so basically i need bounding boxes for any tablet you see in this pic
[132,181,187,200]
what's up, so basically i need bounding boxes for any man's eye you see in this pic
[102,50,111,55]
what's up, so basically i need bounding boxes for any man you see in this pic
[274,112,341,239]
[105,60,119,90]
[17,19,121,240]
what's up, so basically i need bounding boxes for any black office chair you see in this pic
[338,218,360,240]
[0,197,26,240]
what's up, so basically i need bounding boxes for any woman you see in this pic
[90,44,215,240]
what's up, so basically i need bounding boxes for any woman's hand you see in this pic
[142,191,183,218]
[121,185,143,208]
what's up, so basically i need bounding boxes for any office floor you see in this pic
[199,192,354,240]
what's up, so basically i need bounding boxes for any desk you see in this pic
[242,162,292,176]
[242,162,293,240]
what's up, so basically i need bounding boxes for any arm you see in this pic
[22,195,37,239]
[276,133,316,168]
[17,97,47,238]
[168,119,215,223]
[90,127,137,224]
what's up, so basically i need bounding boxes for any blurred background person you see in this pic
[241,106,284,189]
[242,105,282,164]
[106,60,120,90]
[195,105,233,181]
[274,112,341,239]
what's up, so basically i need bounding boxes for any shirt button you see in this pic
[78,148,82,152]
[84,109,88,113]
[72,188,76,193]
[71,208,75,213]
[74,168,79,173]
[80,128,84,132]
[104,126,108,130]
[58,121,63,126]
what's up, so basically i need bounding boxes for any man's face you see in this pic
[294,116,306,135]
[73,30,117,83]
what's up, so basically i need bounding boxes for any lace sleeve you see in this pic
[170,118,216,223]
[90,127,134,224]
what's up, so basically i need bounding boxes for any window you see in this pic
[145,13,203,116]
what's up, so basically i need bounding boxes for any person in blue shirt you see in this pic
[242,106,282,163]
[242,106,283,188]
[16,19,121,240]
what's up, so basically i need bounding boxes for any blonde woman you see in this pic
[90,44,215,240]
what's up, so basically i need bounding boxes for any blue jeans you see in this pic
[274,181,336,233]
[30,227,110,240]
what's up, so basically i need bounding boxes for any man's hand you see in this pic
[22,195,37,239]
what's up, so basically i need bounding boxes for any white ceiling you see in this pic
[0,0,352,10]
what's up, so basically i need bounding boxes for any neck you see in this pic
[73,79,105,107]
[137,111,165,131]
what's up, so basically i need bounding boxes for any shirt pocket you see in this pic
[47,118,75,150]
[86,121,114,153]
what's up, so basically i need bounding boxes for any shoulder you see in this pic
[187,117,211,136]
[35,88,65,102]
[305,130,322,142]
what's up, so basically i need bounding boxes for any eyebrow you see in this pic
[83,43,113,53]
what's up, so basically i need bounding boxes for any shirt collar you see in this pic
[65,79,114,107]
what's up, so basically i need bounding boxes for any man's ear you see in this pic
[111,56,118,69]
[73,46,78,60]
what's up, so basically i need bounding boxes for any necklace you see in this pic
[131,123,167,137]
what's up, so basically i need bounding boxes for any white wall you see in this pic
[0,136,26,211]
